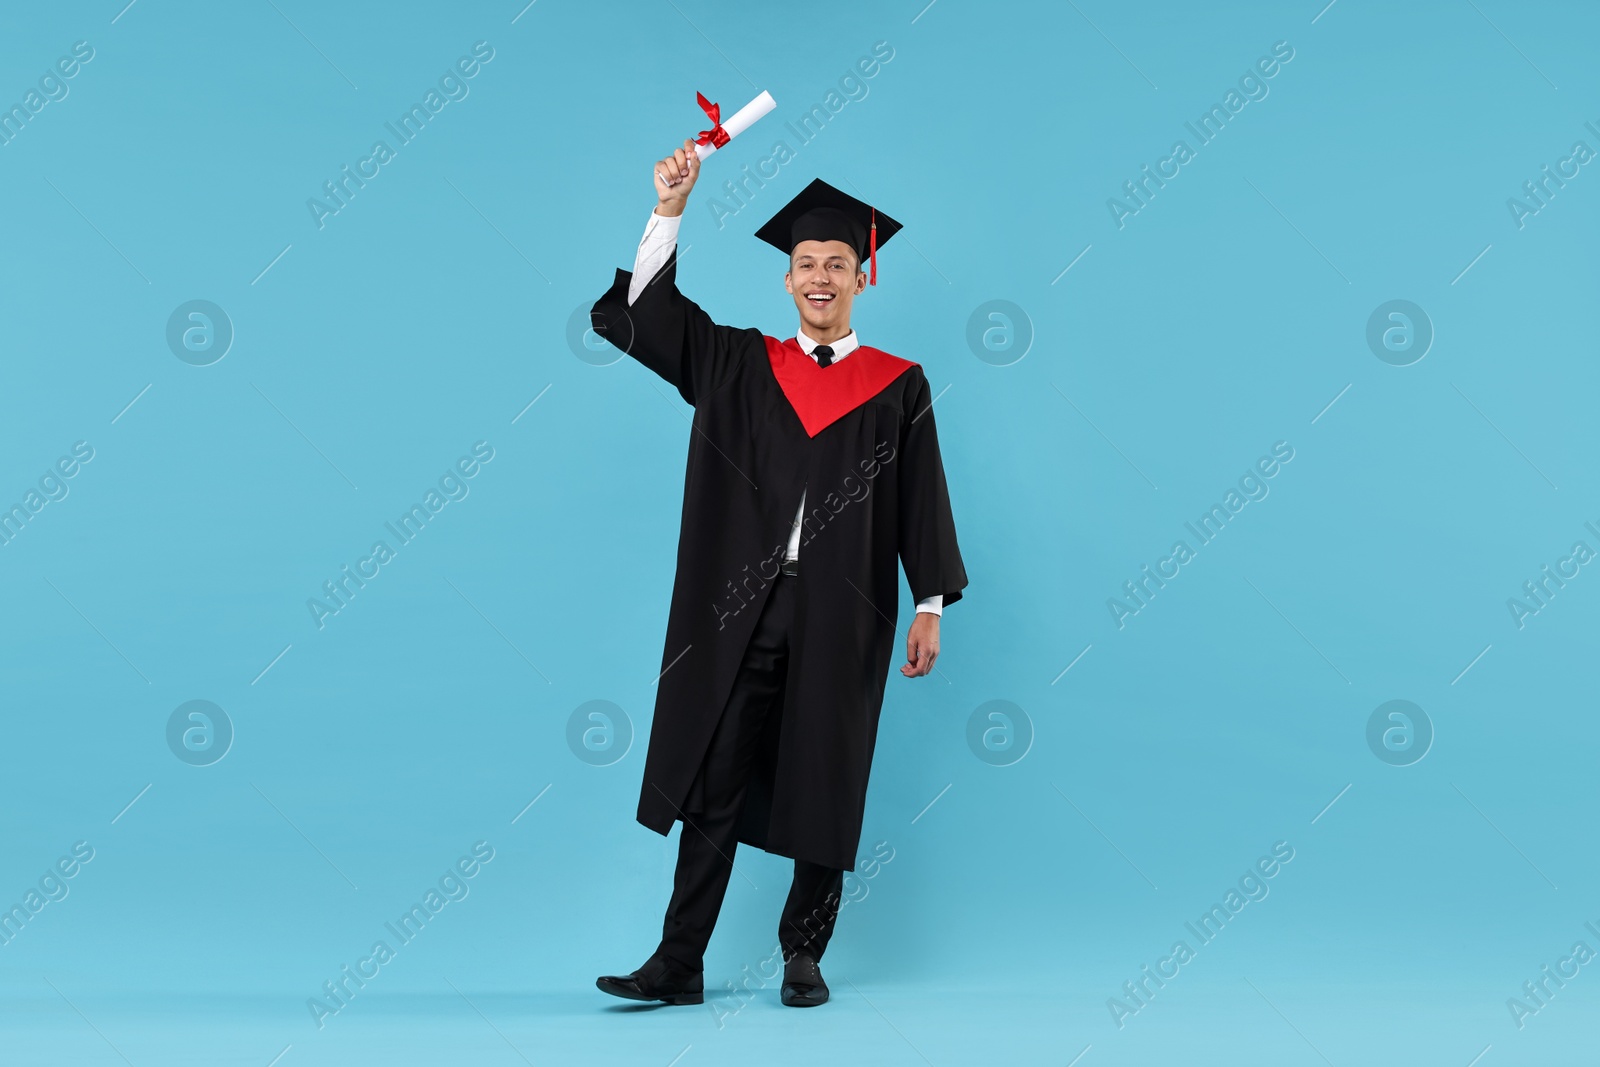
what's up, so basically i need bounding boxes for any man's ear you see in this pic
[784,270,793,294]
[855,271,867,294]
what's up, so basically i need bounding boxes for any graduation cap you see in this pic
[754,179,903,286]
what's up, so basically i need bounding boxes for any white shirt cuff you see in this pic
[915,595,943,617]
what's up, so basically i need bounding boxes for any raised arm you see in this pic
[589,138,752,407]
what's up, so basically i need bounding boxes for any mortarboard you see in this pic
[753,179,903,286]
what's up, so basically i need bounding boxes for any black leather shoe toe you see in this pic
[780,953,829,1007]
[596,958,704,1005]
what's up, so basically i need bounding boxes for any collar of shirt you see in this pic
[796,328,860,363]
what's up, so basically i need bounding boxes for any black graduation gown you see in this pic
[590,250,968,872]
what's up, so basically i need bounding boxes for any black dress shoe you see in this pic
[596,955,704,1005]
[780,953,829,1007]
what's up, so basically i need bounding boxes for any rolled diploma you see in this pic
[693,90,777,160]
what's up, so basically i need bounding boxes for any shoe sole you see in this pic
[596,978,704,1005]
[781,988,829,1007]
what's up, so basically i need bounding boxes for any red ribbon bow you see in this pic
[693,91,730,148]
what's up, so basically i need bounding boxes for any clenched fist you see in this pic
[901,613,940,678]
[653,137,700,218]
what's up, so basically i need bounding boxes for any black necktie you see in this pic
[814,344,835,367]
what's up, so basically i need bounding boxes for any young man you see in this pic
[592,139,967,1008]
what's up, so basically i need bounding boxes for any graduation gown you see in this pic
[590,250,967,872]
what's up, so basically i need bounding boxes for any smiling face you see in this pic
[785,239,866,339]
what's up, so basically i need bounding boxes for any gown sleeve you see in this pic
[590,248,752,407]
[897,368,969,608]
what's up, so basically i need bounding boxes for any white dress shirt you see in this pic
[628,209,942,616]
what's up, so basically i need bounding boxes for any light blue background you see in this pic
[2,1,1597,1064]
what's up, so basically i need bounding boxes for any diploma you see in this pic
[691,90,777,160]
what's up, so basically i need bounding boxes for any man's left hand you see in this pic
[901,614,940,678]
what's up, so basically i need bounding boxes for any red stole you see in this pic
[763,336,916,438]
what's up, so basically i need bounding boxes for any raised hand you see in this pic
[653,137,700,217]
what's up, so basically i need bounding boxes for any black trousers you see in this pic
[653,570,845,974]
